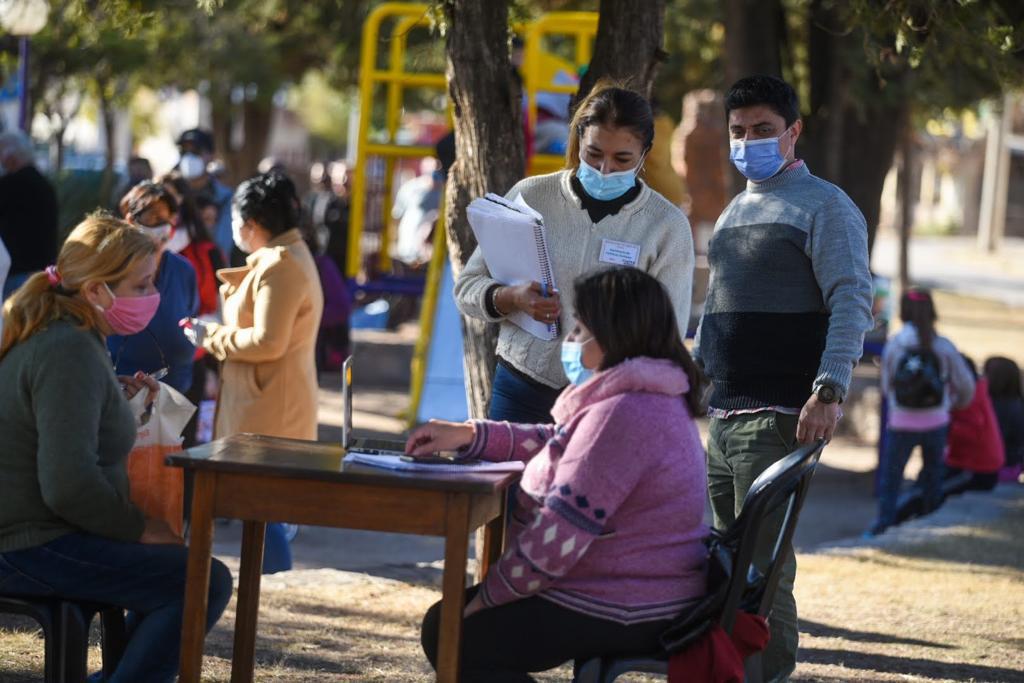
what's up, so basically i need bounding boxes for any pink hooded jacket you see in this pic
[464,357,709,624]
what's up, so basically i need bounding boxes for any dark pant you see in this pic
[0,533,233,683]
[488,363,561,424]
[875,426,949,530]
[707,411,800,683]
[421,586,670,682]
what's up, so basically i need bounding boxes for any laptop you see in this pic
[342,356,410,456]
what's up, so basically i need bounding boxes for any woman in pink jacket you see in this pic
[407,267,708,681]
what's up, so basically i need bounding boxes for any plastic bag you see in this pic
[125,382,197,536]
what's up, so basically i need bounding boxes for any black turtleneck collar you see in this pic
[570,174,642,224]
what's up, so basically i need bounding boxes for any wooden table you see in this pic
[168,433,519,683]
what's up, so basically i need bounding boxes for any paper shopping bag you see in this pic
[125,382,197,536]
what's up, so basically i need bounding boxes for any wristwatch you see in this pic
[814,383,841,404]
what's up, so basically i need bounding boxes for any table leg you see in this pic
[436,494,471,683]
[231,520,266,683]
[179,472,216,682]
[479,490,507,578]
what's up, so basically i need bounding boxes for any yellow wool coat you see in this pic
[203,228,324,441]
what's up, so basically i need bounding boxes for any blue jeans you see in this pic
[488,363,561,424]
[0,533,233,683]
[262,522,293,574]
[876,426,949,529]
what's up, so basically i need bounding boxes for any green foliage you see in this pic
[826,0,1024,115]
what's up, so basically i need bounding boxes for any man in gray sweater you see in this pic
[694,75,873,681]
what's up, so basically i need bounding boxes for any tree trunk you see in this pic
[722,0,784,196]
[211,95,274,186]
[800,1,908,258]
[444,0,525,420]
[723,0,783,88]
[574,0,667,106]
[95,79,117,208]
[897,126,914,290]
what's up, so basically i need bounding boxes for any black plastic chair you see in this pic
[0,596,127,682]
[574,440,826,683]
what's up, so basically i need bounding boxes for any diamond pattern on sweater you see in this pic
[575,495,589,509]
[520,438,538,453]
[527,580,541,591]
[543,524,558,544]
[594,508,606,519]
[510,565,524,578]
[560,536,576,557]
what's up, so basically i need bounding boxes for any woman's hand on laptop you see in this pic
[405,420,475,456]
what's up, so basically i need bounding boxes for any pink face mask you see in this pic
[99,284,161,336]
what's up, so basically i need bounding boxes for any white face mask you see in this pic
[179,153,207,180]
[232,208,253,253]
[139,222,172,248]
[165,226,191,254]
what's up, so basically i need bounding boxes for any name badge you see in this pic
[599,239,640,267]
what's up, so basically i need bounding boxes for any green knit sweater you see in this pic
[0,317,145,552]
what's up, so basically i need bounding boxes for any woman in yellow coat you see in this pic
[183,171,323,441]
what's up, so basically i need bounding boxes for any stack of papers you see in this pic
[467,193,558,340]
[343,452,525,473]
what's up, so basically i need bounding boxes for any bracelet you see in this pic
[489,286,507,316]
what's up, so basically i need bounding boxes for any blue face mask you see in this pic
[576,152,645,201]
[729,129,792,182]
[561,339,594,385]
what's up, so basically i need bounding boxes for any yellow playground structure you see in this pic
[347,3,597,425]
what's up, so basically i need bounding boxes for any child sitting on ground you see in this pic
[984,356,1024,484]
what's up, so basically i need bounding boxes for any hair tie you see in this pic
[45,265,62,287]
[907,291,928,302]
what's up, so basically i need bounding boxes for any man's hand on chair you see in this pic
[797,394,840,443]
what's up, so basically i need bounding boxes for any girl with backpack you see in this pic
[866,288,975,537]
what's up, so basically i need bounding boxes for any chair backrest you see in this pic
[659,440,824,655]
[717,440,824,633]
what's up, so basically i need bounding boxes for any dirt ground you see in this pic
[0,483,1020,682]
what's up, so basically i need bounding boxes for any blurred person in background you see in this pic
[326,161,352,275]
[984,356,1024,483]
[161,172,227,447]
[392,157,443,268]
[0,130,58,299]
[177,128,234,263]
[160,173,225,318]
[941,354,1004,495]
[112,182,199,395]
[181,172,323,573]
[869,288,975,537]
[113,156,154,208]
[0,215,231,683]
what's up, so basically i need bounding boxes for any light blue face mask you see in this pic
[576,152,645,201]
[561,339,594,385]
[729,129,792,182]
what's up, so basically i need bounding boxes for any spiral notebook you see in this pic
[467,193,558,340]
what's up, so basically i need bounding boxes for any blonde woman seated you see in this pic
[0,214,231,682]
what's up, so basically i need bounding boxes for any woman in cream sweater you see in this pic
[455,82,695,423]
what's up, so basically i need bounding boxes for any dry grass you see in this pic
[2,489,1020,682]
[923,291,1024,370]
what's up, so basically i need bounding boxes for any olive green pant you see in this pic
[707,411,800,683]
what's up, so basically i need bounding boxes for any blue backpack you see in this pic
[892,347,945,409]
